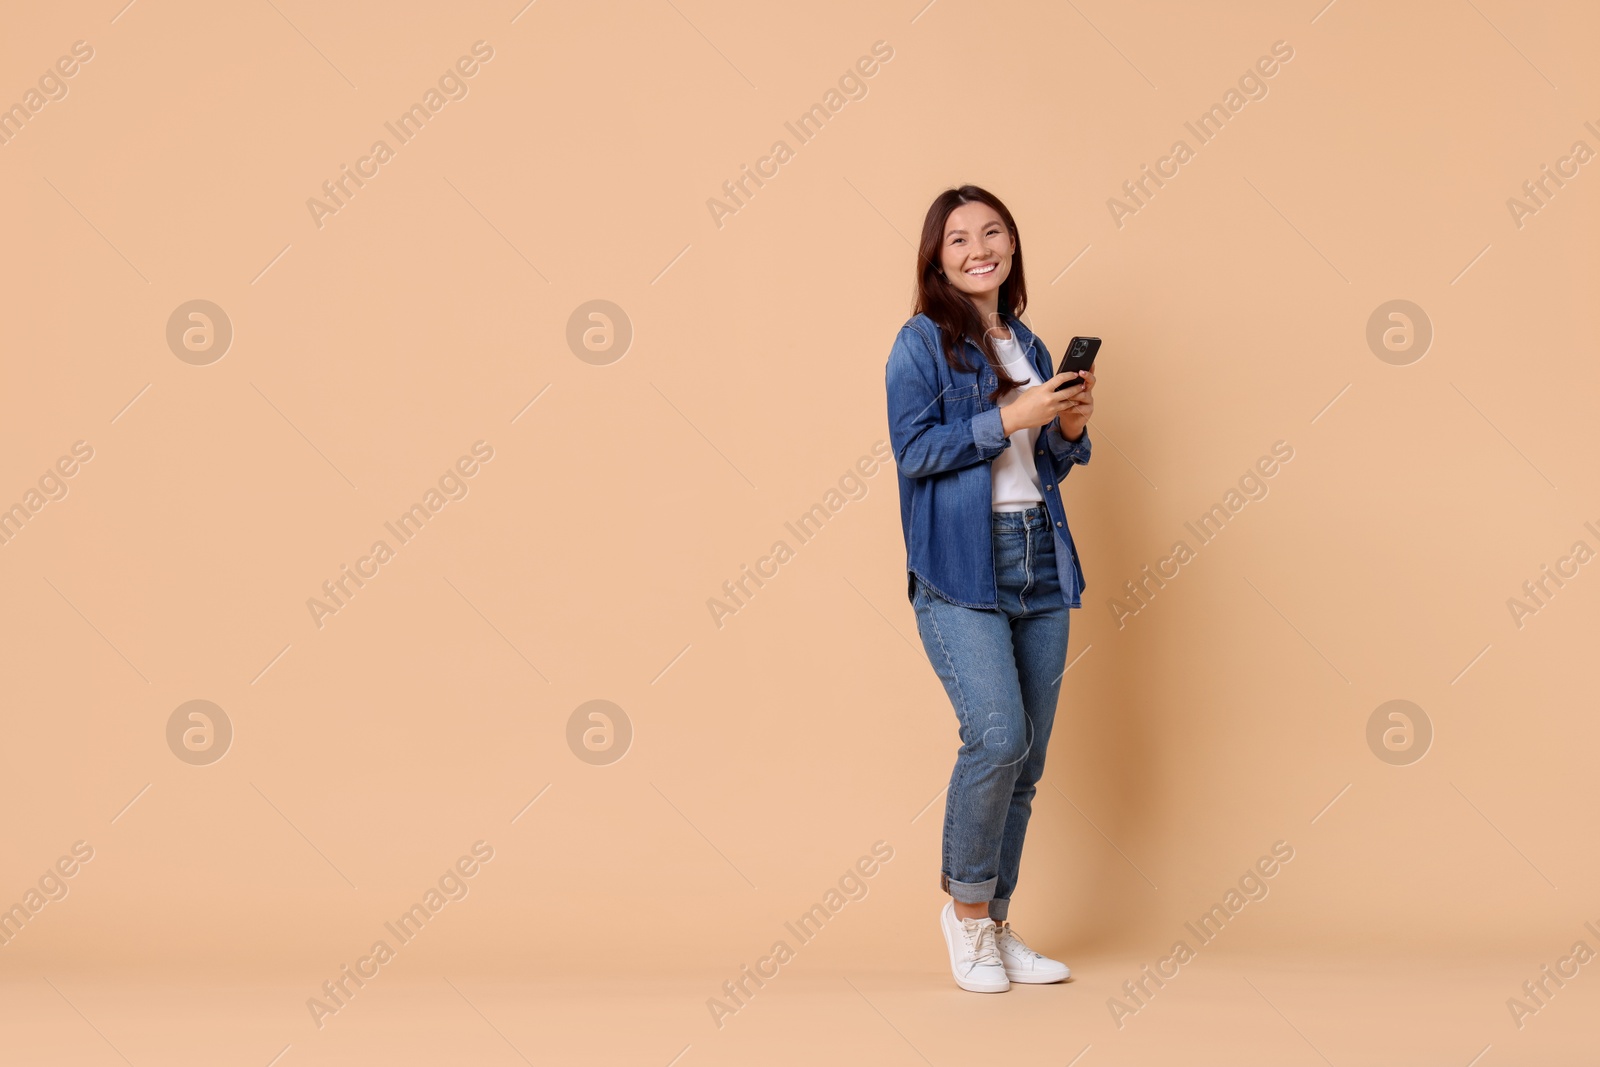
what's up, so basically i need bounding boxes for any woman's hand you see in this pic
[1055,368,1094,441]
[1001,369,1096,439]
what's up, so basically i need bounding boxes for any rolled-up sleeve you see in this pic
[887,326,1010,479]
[1042,419,1091,480]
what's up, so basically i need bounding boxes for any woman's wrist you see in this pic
[1055,417,1084,443]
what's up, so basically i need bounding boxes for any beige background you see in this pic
[1,0,1597,1063]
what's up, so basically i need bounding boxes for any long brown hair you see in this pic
[913,185,1030,404]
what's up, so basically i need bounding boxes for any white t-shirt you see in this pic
[989,331,1046,511]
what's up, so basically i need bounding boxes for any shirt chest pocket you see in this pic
[941,383,981,419]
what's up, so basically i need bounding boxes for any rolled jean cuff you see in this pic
[988,897,1010,921]
[941,870,997,905]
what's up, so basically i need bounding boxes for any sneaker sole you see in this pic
[1003,968,1070,984]
[940,907,1010,993]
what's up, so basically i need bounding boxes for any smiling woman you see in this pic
[884,184,1095,994]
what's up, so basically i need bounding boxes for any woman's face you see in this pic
[939,201,1014,301]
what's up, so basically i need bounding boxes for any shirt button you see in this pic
[1046,484,1053,490]
[1036,449,1043,455]
[1056,521,1062,527]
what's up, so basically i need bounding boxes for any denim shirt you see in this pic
[885,312,1092,609]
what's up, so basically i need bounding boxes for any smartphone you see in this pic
[1053,336,1102,390]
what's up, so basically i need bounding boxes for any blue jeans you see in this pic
[911,504,1071,922]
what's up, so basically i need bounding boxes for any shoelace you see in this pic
[996,923,1041,959]
[961,919,1003,967]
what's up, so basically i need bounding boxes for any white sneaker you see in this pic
[994,920,1070,983]
[939,902,1010,993]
